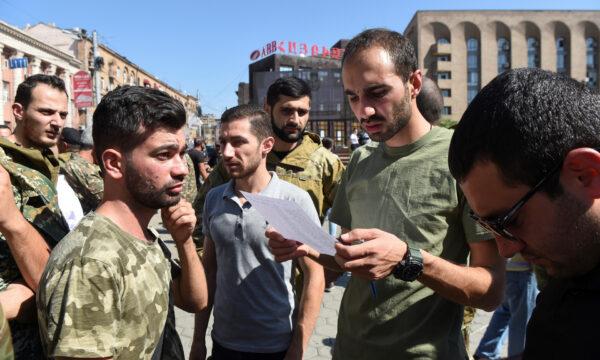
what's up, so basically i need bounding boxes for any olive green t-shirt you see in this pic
[329,126,491,360]
[37,212,171,359]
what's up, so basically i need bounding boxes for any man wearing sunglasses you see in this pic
[448,67,600,359]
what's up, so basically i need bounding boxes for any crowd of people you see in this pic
[0,27,598,360]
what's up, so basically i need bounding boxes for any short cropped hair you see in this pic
[193,138,204,147]
[266,76,311,107]
[15,74,68,109]
[92,86,186,171]
[342,28,417,82]
[449,68,600,197]
[417,76,444,124]
[220,104,273,141]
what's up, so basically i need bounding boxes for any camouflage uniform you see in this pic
[58,152,104,213]
[37,212,171,359]
[0,303,14,360]
[181,153,198,204]
[192,132,345,247]
[0,138,69,359]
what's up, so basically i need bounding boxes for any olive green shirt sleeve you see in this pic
[329,161,352,230]
[322,153,346,212]
[44,259,120,358]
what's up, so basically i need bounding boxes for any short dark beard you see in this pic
[361,84,412,143]
[124,158,182,209]
[270,110,305,143]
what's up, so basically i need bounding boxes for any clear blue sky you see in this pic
[1,0,598,115]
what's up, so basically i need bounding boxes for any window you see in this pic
[556,37,568,75]
[497,38,510,74]
[466,38,480,104]
[2,81,9,102]
[438,55,450,62]
[336,103,341,112]
[441,89,451,97]
[442,106,452,115]
[437,72,451,80]
[437,38,450,45]
[586,37,598,89]
[527,37,540,68]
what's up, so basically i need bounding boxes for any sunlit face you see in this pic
[461,160,600,278]
[342,47,412,143]
[268,95,310,143]
[219,118,268,179]
[123,127,189,209]
[13,83,68,149]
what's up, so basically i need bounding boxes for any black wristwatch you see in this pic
[392,245,423,281]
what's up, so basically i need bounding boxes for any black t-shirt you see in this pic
[523,264,600,359]
[187,149,207,183]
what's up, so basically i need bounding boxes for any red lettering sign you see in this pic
[251,40,345,61]
[288,41,297,54]
[299,43,308,55]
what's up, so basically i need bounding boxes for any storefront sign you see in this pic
[250,41,344,61]
[72,70,93,108]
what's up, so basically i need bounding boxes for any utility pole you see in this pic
[92,31,101,107]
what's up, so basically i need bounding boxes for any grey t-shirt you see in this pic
[203,172,320,353]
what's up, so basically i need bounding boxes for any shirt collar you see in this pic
[222,171,279,200]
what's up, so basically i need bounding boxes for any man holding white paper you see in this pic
[190,104,324,360]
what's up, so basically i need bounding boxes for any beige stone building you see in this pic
[404,10,600,121]
[24,23,200,130]
[0,21,83,129]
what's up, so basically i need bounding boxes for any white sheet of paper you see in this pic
[240,191,338,256]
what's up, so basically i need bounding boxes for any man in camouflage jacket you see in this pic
[0,75,70,359]
[38,85,208,359]
[58,126,104,214]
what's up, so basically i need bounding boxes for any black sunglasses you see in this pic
[469,162,562,241]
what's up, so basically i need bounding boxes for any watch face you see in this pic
[404,265,423,280]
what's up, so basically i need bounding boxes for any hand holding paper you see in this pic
[241,191,338,257]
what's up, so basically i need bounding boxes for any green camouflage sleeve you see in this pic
[181,153,198,204]
[43,258,120,358]
[0,303,14,360]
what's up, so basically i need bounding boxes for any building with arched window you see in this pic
[404,10,600,121]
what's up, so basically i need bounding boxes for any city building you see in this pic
[404,10,600,121]
[245,42,354,150]
[0,21,83,129]
[199,114,219,146]
[24,23,200,129]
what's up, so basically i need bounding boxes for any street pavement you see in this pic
[153,215,505,359]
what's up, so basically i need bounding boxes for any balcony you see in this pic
[437,79,452,90]
[436,60,452,72]
[433,43,451,55]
